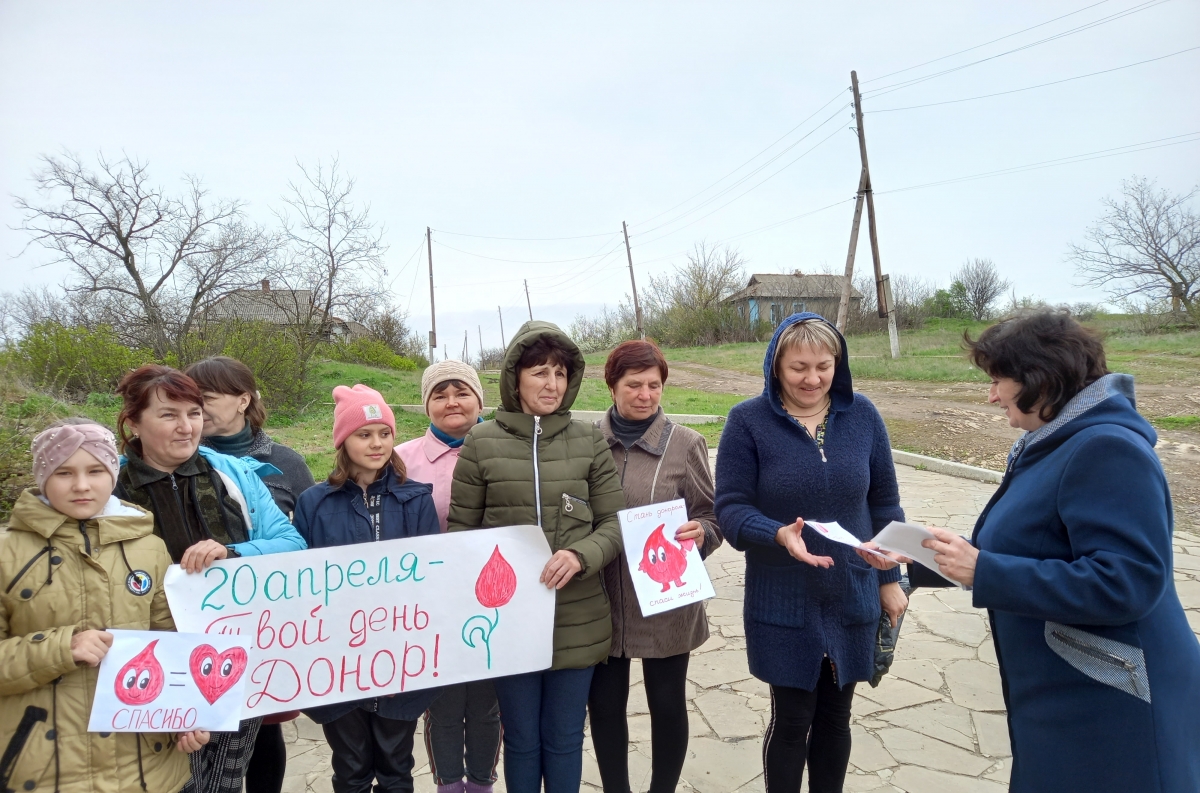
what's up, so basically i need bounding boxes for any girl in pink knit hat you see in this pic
[293,385,443,792]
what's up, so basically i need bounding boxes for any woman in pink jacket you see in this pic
[396,361,499,793]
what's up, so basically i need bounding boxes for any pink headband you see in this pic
[31,424,120,492]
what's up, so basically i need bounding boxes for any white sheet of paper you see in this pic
[619,499,715,616]
[165,525,555,718]
[805,521,891,559]
[88,630,248,733]
[873,521,957,583]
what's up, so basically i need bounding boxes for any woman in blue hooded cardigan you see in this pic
[715,313,908,793]
[920,311,1200,793]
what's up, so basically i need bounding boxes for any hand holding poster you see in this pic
[619,499,715,617]
[88,630,249,733]
[165,525,555,718]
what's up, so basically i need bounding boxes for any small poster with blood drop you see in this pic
[87,630,249,732]
[618,499,716,617]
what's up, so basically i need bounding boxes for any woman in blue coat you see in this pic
[294,385,442,793]
[922,310,1200,793]
[714,313,908,793]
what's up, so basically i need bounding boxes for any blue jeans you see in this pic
[493,666,595,793]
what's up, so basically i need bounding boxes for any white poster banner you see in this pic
[87,630,249,733]
[618,499,715,617]
[165,525,555,718]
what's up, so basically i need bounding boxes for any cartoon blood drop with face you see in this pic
[637,524,692,592]
[115,640,165,705]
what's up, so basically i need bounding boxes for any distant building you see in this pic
[204,280,367,340]
[723,271,862,326]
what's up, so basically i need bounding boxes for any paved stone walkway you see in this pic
[282,465,1200,792]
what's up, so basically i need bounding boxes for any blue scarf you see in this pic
[429,417,482,448]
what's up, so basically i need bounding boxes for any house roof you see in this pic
[205,289,315,324]
[724,273,863,302]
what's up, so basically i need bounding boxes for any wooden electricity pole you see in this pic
[524,280,533,321]
[835,170,867,332]
[478,325,484,364]
[623,221,645,339]
[497,306,506,347]
[846,70,899,358]
[427,227,437,362]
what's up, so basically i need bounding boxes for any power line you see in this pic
[632,123,849,248]
[431,237,619,265]
[862,0,1174,100]
[860,0,1117,85]
[630,89,849,227]
[386,237,427,291]
[632,102,852,238]
[429,228,617,241]
[875,131,1200,195]
[866,45,1200,113]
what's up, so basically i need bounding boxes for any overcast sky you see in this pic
[2,1,1198,354]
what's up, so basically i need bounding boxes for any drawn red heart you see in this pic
[188,644,248,705]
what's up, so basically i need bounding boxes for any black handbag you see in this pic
[869,574,913,687]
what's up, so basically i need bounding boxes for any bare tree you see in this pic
[269,158,388,341]
[953,258,1010,321]
[14,153,273,357]
[643,241,745,316]
[1070,177,1198,317]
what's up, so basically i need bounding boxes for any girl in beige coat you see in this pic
[0,420,207,793]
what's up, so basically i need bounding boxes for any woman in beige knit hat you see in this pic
[397,361,498,793]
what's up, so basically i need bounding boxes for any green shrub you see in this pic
[16,322,154,398]
[327,337,418,371]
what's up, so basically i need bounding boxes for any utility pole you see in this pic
[524,280,533,321]
[847,70,899,358]
[622,221,645,339]
[477,325,484,365]
[427,227,437,362]
[462,330,468,362]
[835,169,867,333]
[497,306,506,347]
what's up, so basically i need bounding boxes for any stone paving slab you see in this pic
[284,466,1200,792]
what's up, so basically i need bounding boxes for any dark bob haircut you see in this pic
[517,336,576,378]
[604,340,669,389]
[115,364,204,451]
[965,310,1109,422]
[185,356,268,431]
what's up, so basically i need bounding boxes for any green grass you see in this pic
[584,318,1200,386]
[569,378,746,415]
[1152,415,1200,431]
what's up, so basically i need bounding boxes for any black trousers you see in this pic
[588,653,690,793]
[763,658,856,793]
[321,709,418,793]
[245,723,286,793]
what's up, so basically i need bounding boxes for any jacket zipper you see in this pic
[78,520,92,557]
[619,449,629,486]
[1050,630,1145,697]
[532,416,543,528]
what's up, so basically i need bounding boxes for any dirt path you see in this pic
[658,361,1200,533]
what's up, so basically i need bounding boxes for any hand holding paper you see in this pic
[803,520,902,568]
[778,520,834,568]
[871,521,964,585]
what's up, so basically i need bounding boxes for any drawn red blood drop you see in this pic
[475,545,517,608]
[114,640,165,705]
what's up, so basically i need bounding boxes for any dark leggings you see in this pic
[588,653,690,793]
[245,723,287,793]
[763,658,856,793]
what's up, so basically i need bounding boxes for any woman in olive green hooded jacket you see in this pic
[448,321,625,793]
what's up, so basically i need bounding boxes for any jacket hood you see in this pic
[9,489,155,544]
[1010,373,1154,468]
[762,312,854,417]
[499,320,586,413]
[494,321,586,439]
